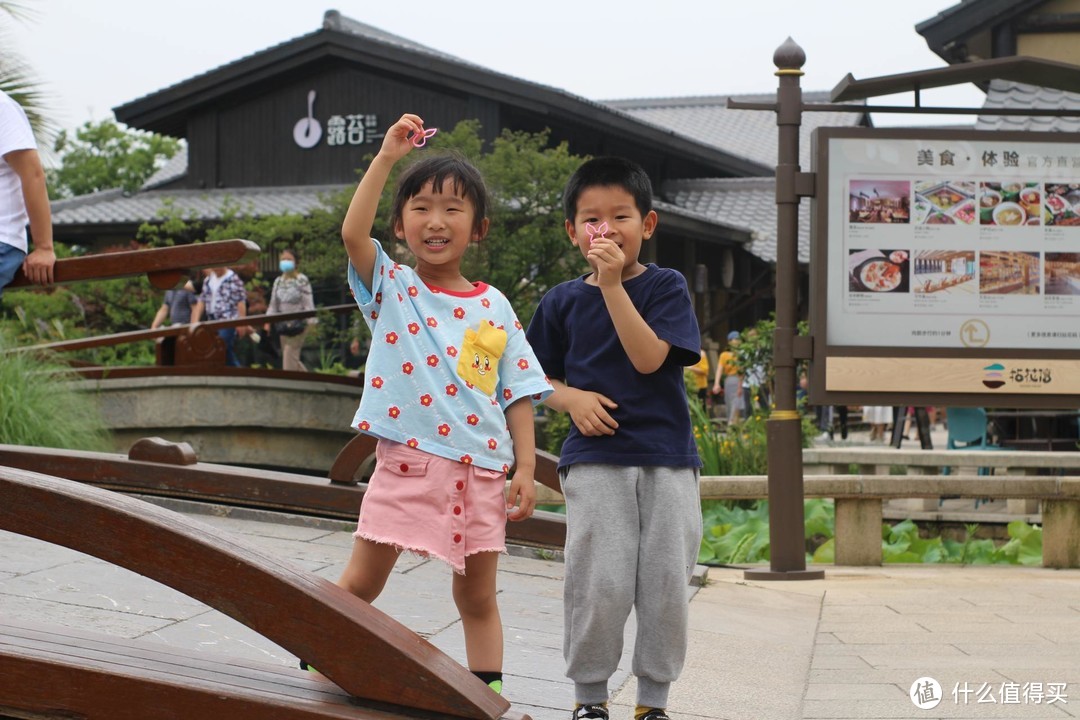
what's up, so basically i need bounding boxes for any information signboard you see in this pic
[810,127,1080,407]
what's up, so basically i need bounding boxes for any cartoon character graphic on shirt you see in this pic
[457,321,507,396]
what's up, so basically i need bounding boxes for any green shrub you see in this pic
[0,333,112,451]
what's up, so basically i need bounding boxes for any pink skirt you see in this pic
[356,439,508,573]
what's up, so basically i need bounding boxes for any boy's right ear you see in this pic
[565,219,581,247]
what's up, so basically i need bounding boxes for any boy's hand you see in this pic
[564,387,619,436]
[506,473,536,521]
[379,113,427,163]
[586,236,625,288]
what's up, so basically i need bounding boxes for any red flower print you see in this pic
[397,293,404,302]
[358,421,370,431]
[517,359,530,370]
[487,438,498,450]
[426,316,438,328]
[446,384,458,396]
[481,298,491,308]
[375,292,382,304]
[371,376,384,389]
[501,464,510,473]
[453,307,465,319]
[408,286,419,297]
[503,388,513,401]
[385,332,398,344]
[388,268,396,280]
[438,424,451,437]
[460,455,473,464]
[446,346,458,358]
[466,414,479,426]
[407,438,419,448]
[426,355,439,368]
[408,322,420,335]
[420,394,433,406]
[514,320,522,330]
[402,362,414,375]
[388,406,401,419]
[370,310,379,320]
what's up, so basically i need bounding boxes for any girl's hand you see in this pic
[378,113,426,162]
[506,473,536,521]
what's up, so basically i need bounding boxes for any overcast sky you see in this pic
[10,0,986,137]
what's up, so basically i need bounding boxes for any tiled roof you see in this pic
[141,150,189,190]
[51,184,345,226]
[603,92,866,169]
[662,177,810,265]
[977,79,1080,133]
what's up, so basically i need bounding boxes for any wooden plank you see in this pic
[0,466,510,720]
[7,238,260,289]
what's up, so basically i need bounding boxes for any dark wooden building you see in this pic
[51,10,868,341]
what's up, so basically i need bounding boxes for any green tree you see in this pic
[0,1,54,142]
[47,119,182,199]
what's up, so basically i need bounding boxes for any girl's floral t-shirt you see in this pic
[348,239,552,472]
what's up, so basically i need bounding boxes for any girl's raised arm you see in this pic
[341,113,425,289]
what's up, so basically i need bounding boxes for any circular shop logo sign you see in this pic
[910,676,943,710]
[959,319,990,348]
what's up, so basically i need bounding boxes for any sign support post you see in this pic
[744,38,824,581]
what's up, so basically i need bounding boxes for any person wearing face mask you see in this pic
[266,247,316,371]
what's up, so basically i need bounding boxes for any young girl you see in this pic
[328,113,552,694]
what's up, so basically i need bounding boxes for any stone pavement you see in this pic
[2,497,1079,719]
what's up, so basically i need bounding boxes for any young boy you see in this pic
[526,157,703,720]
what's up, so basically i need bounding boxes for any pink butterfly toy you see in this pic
[585,221,608,244]
[411,127,438,147]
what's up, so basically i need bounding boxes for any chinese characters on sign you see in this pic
[326,114,385,147]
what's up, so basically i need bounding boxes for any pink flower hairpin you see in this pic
[585,221,609,244]
[411,127,438,147]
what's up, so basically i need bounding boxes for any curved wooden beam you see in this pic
[7,238,261,288]
[0,465,509,720]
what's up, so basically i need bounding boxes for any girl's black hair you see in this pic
[391,152,490,235]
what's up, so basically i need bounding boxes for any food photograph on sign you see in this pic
[848,248,910,293]
[912,180,976,225]
[848,179,911,224]
[979,181,1041,226]
[1043,183,1080,226]
[1044,252,1080,295]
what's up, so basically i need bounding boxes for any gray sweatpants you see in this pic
[561,463,702,709]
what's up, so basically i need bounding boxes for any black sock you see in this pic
[472,670,503,693]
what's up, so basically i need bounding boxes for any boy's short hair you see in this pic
[391,152,489,235]
[563,156,654,222]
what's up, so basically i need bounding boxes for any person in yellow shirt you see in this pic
[685,348,710,404]
[711,331,743,424]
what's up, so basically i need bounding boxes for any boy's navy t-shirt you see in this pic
[526,264,703,470]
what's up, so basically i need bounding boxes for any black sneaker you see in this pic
[572,704,609,720]
[640,710,670,720]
